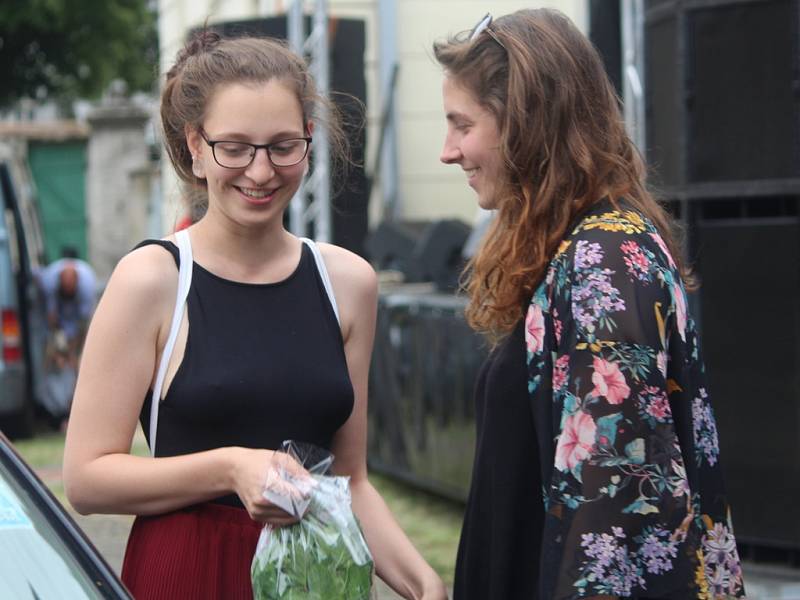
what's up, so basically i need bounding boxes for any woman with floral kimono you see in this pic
[435,8,745,600]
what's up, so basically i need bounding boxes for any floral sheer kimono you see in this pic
[526,203,745,599]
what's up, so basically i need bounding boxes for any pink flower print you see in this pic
[591,357,630,405]
[646,392,670,420]
[553,354,570,392]
[672,283,687,342]
[649,233,676,268]
[657,351,667,378]
[525,303,546,354]
[620,240,652,281]
[555,411,597,472]
[552,308,563,345]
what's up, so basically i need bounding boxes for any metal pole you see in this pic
[378,0,399,221]
[287,0,330,242]
[622,0,646,153]
[311,0,330,242]
[288,0,307,237]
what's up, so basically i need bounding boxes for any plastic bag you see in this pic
[251,440,374,600]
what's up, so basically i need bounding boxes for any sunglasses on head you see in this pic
[469,12,507,50]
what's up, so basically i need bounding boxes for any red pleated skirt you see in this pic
[121,502,262,600]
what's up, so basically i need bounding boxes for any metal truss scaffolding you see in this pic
[288,0,331,241]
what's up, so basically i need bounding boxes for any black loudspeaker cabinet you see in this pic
[408,219,471,292]
[366,219,471,290]
[638,1,800,552]
[645,0,800,193]
[694,211,800,549]
[200,17,369,257]
[588,0,622,96]
[365,220,431,277]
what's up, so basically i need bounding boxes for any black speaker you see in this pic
[645,0,800,192]
[366,219,471,290]
[365,220,431,277]
[408,219,471,292]
[694,206,800,549]
[589,0,622,96]
[637,2,800,553]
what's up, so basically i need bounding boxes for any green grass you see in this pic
[13,428,465,586]
[13,430,68,468]
[370,473,463,586]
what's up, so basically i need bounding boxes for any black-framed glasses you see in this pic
[469,12,506,51]
[199,128,312,169]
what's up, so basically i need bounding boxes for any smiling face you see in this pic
[186,79,309,230]
[440,75,504,210]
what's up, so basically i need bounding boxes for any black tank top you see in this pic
[135,240,355,507]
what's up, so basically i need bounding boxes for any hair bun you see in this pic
[167,29,221,80]
[186,29,221,56]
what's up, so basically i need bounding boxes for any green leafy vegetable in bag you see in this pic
[251,441,374,600]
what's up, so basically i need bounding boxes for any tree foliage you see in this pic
[0,0,158,108]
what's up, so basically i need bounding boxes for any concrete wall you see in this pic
[156,0,588,231]
[86,99,152,282]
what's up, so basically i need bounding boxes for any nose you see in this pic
[440,136,461,164]
[244,147,276,182]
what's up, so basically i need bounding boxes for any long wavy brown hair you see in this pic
[434,8,693,345]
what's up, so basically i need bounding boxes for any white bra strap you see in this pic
[301,238,340,325]
[149,229,193,456]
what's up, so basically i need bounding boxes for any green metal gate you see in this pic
[27,141,87,262]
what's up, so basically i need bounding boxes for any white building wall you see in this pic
[392,0,587,223]
[156,0,588,231]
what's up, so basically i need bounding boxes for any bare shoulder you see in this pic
[316,243,377,340]
[316,242,377,295]
[102,243,178,311]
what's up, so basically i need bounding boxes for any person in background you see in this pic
[63,31,446,600]
[436,9,744,599]
[38,246,97,365]
[37,247,97,429]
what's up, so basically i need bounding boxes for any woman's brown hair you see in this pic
[434,8,693,344]
[161,30,351,216]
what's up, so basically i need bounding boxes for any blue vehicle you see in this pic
[0,431,132,598]
[0,148,47,438]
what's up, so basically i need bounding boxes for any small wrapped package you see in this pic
[251,440,374,600]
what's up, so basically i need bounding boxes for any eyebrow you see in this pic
[207,130,306,141]
[445,112,472,124]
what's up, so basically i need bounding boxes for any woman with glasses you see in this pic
[436,9,744,600]
[63,31,446,600]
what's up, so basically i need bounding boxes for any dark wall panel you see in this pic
[646,15,681,186]
[695,219,800,547]
[645,0,800,190]
[688,0,799,182]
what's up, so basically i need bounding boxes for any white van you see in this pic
[0,147,46,438]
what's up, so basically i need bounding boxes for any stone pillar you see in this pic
[86,82,151,283]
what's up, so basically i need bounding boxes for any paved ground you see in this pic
[68,507,800,599]
[41,462,799,599]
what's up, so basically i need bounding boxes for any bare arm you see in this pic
[62,245,299,525]
[323,245,447,600]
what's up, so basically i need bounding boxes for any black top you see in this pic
[136,240,355,507]
[453,321,544,600]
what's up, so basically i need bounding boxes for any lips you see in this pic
[464,167,479,188]
[235,185,277,205]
